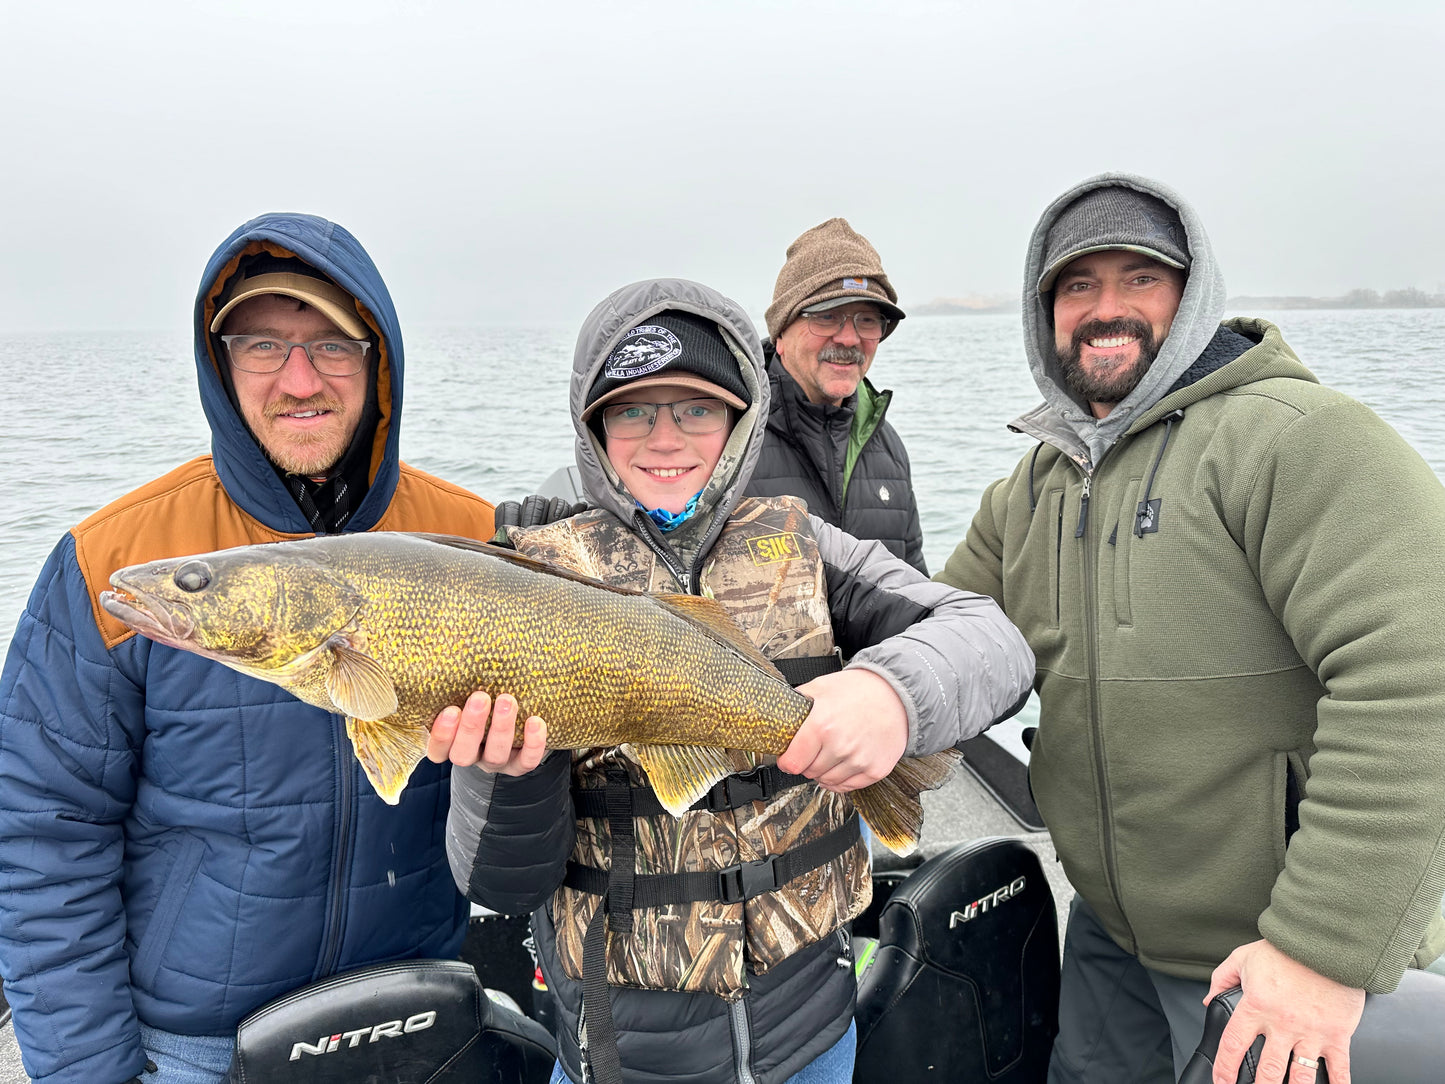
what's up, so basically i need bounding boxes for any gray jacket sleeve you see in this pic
[813,516,1034,758]
[445,751,574,915]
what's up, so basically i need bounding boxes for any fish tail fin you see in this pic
[853,747,964,856]
[347,716,430,805]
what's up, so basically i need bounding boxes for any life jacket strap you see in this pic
[602,768,635,936]
[570,762,811,819]
[571,790,861,1084]
[772,650,843,686]
[582,907,623,1084]
[563,808,861,908]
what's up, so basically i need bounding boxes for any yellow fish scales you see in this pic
[100,532,956,853]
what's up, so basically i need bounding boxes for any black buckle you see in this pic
[717,856,781,904]
[704,767,775,813]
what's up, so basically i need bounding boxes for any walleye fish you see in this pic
[100,532,957,854]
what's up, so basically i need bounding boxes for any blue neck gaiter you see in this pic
[641,493,701,532]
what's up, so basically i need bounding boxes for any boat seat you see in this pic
[854,836,1059,1082]
[225,958,556,1084]
[1178,967,1445,1083]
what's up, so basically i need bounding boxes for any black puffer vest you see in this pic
[745,349,926,573]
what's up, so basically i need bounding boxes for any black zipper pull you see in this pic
[1075,473,1092,538]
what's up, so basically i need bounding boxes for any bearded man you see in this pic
[936,174,1445,1084]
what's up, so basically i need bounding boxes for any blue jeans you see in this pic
[785,1019,856,1082]
[547,1020,856,1083]
[137,1024,235,1084]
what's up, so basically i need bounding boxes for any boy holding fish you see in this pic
[429,278,1034,1084]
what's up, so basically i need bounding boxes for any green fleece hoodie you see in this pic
[937,173,1445,993]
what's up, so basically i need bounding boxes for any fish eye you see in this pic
[174,561,212,593]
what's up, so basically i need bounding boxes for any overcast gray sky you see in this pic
[2,0,1442,332]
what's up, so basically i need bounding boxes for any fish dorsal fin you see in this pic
[347,716,430,805]
[654,594,787,682]
[629,743,736,815]
[326,642,399,721]
[409,533,649,598]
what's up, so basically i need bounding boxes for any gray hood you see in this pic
[570,277,768,564]
[1017,172,1228,465]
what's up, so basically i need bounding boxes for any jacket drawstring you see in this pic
[1027,443,1044,514]
[1135,410,1184,538]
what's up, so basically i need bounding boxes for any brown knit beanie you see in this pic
[765,218,905,342]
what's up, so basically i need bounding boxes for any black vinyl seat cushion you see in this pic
[226,958,556,1084]
[854,837,1059,1082]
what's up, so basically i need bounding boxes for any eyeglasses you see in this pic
[802,310,889,341]
[600,398,731,439]
[220,334,371,376]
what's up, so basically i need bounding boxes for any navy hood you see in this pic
[193,213,403,533]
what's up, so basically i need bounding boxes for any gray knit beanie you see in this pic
[1037,187,1189,294]
[765,218,904,342]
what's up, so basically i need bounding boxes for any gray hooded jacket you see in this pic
[445,279,1033,1083]
[1013,172,1229,464]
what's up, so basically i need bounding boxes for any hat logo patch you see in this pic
[604,325,683,379]
[842,277,868,291]
[1140,209,1182,248]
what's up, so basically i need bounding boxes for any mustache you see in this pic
[1069,318,1153,351]
[264,394,344,420]
[817,344,866,365]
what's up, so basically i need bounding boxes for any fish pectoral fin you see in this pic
[653,594,787,683]
[630,744,735,816]
[347,716,430,806]
[326,643,399,721]
[851,747,963,857]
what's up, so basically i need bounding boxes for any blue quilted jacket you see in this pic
[0,214,493,1084]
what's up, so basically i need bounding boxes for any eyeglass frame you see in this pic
[598,397,733,439]
[219,334,372,376]
[800,307,890,341]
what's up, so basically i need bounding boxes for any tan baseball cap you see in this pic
[209,271,369,340]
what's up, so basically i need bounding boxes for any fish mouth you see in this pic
[99,584,196,648]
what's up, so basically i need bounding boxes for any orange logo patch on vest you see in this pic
[747,532,802,566]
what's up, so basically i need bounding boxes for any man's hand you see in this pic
[1206,938,1365,1084]
[425,691,548,776]
[776,668,908,792]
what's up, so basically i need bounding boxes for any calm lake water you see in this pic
[3,308,1444,663]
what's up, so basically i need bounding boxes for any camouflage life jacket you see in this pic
[510,495,872,1001]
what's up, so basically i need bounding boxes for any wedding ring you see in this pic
[1292,1054,1320,1070]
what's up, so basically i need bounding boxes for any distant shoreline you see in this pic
[1226,292,1445,310]
[912,289,1445,316]
[911,301,1014,316]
